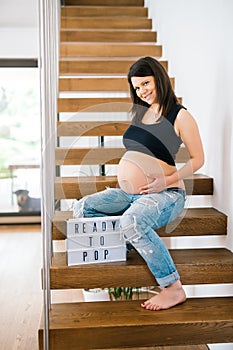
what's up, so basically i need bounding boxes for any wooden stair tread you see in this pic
[61,6,148,17]
[60,43,162,57]
[58,346,208,350]
[59,76,174,91]
[105,347,208,350]
[59,58,168,74]
[50,248,233,289]
[59,77,130,91]
[38,297,233,348]
[61,17,152,29]
[54,174,213,199]
[57,97,182,112]
[52,207,227,240]
[57,118,182,136]
[57,118,131,135]
[64,0,145,5]
[59,56,165,60]
[57,96,131,112]
[60,29,157,43]
[60,29,155,32]
[55,146,188,165]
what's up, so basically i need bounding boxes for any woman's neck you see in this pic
[150,103,161,115]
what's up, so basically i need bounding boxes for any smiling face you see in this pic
[131,76,157,106]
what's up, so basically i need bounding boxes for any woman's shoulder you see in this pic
[175,107,199,132]
[166,103,186,125]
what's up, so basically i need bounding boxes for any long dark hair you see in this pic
[127,56,178,122]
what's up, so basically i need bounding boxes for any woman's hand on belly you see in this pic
[139,173,167,194]
[117,158,153,194]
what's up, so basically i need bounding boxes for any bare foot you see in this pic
[141,280,186,311]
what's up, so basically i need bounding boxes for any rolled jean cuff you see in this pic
[156,270,180,288]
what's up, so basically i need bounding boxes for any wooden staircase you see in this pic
[39,0,233,349]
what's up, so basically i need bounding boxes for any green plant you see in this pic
[108,287,141,301]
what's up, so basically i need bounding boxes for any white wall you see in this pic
[0,28,38,58]
[0,0,38,58]
[145,1,233,349]
[146,0,233,252]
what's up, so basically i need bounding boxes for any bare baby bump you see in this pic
[117,151,164,194]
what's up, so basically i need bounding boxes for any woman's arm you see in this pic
[166,109,204,186]
[139,109,204,193]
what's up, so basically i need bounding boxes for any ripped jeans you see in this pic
[73,187,186,288]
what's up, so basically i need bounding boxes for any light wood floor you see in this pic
[0,225,43,350]
[0,224,84,350]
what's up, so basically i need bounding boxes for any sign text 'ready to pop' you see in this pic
[66,216,126,266]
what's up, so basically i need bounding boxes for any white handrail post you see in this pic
[38,0,60,348]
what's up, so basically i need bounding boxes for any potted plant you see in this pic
[108,287,141,301]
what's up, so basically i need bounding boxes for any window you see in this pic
[0,60,41,220]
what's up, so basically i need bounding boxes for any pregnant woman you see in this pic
[73,56,204,311]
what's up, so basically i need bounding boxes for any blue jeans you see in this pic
[73,187,186,288]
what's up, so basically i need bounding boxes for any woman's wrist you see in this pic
[165,172,179,187]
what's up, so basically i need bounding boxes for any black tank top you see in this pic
[123,104,186,166]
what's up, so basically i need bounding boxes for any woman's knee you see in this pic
[120,214,142,243]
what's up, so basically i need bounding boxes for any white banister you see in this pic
[38,0,60,348]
